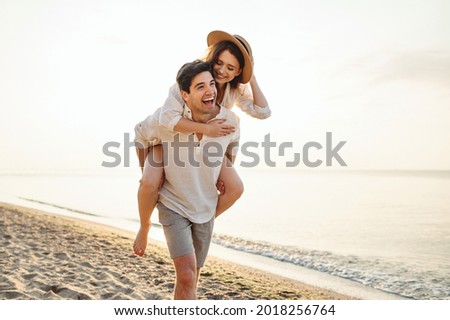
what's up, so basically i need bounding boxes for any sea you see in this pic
[0,169,449,300]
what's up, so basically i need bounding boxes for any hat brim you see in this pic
[207,30,253,84]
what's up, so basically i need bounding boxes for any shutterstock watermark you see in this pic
[102,132,347,168]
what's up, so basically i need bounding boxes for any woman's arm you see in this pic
[158,83,185,131]
[249,74,269,108]
[230,53,271,119]
[233,80,271,119]
[174,118,235,137]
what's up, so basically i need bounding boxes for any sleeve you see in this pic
[233,84,271,119]
[133,112,162,149]
[158,82,185,131]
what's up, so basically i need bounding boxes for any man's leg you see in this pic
[158,203,199,299]
[190,216,215,296]
[173,253,198,300]
[158,203,214,299]
[174,216,214,300]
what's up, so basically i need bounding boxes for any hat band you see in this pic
[235,37,250,55]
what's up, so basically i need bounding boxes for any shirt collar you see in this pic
[182,103,225,123]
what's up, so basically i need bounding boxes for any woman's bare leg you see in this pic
[215,157,244,218]
[133,145,163,256]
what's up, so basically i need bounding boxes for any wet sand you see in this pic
[0,202,351,300]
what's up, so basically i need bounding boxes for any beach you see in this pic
[0,202,350,300]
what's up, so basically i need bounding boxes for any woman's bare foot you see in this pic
[133,224,151,256]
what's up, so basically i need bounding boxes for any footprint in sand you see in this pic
[0,290,31,299]
[44,284,94,300]
[0,275,19,296]
[22,273,38,280]
[80,261,94,269]
[53,252,71,260]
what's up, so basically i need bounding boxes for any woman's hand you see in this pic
[206,119,235,137]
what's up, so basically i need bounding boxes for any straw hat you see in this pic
[207,30,253,84]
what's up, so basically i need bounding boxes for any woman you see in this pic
[133,30,270,256]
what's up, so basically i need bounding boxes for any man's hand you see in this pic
[216,179,225,195]
[206,119,235,137]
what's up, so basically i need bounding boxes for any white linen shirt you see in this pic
[142,104,240,223]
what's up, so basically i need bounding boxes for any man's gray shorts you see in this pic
[157,203,214,268]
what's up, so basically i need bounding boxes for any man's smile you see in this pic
[202,95,215,108]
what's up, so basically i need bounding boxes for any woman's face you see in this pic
[213,49,242,85]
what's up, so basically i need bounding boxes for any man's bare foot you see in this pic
[133,225,150,256]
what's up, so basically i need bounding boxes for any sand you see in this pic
[0,202,351,300]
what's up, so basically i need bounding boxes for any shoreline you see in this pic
[0,202,351,300]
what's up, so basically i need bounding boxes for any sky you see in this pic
[1,0,449,173]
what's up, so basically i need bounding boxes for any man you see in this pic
[138,60,240,299]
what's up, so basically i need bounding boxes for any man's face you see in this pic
[182,71,217,116]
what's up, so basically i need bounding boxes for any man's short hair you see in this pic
[176,60,213,93]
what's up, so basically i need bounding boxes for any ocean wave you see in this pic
[212,234,450,300]
[19,197,139,222]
